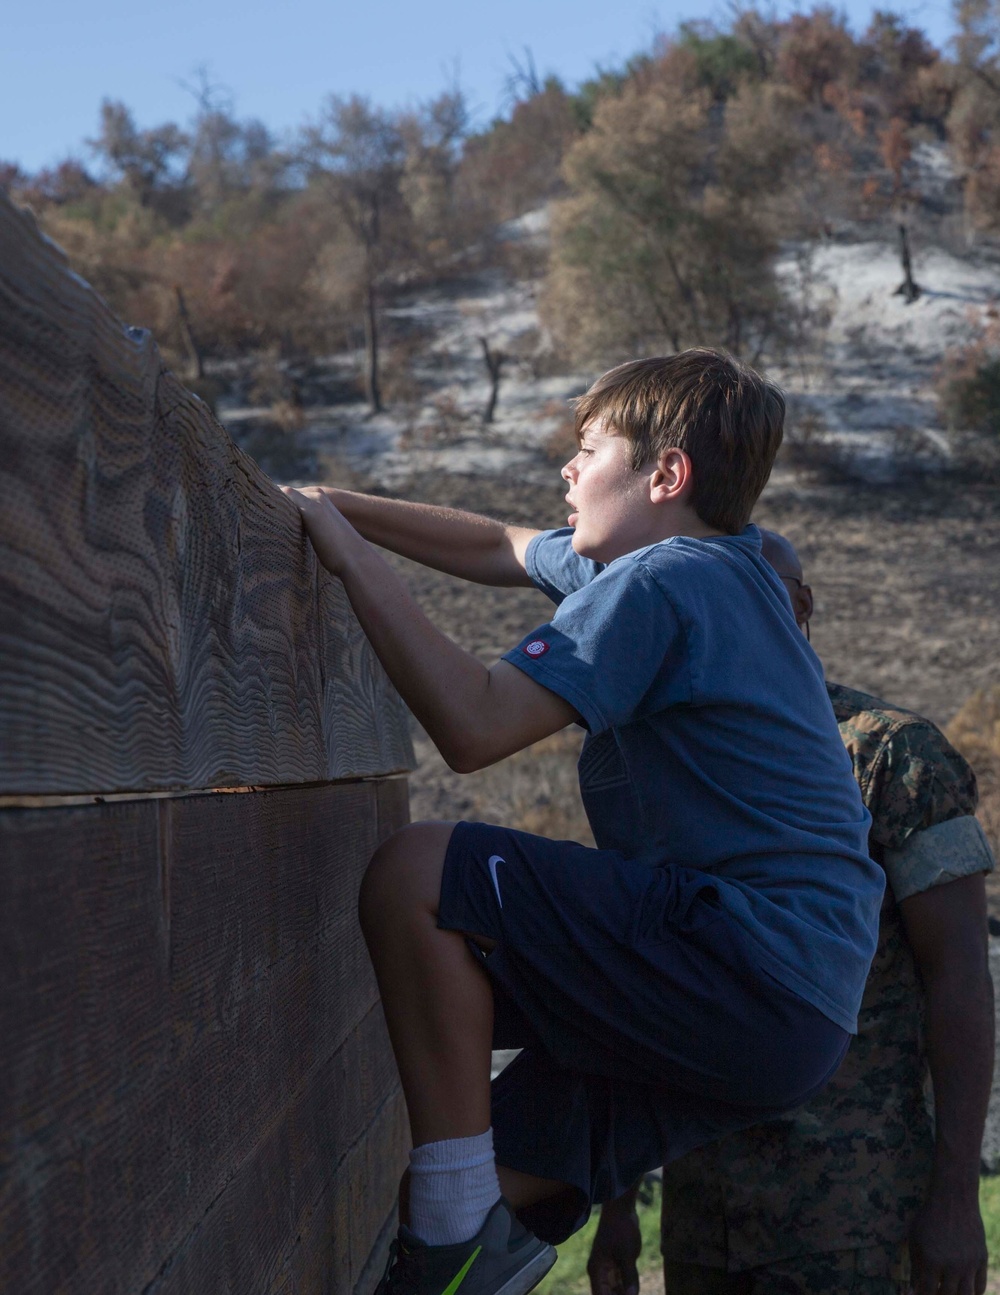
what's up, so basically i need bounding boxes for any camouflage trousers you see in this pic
[663,1243,909,1294]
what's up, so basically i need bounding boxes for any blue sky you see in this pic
[3,0,959,174]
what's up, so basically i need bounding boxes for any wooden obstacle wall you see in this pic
[0,193,414,1293]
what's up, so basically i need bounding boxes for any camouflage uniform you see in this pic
[660,682,995,1295]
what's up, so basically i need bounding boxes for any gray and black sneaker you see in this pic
[374,1198,556,1295]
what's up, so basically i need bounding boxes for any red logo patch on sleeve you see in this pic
[523,639,550,658]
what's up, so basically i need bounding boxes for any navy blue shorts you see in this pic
[437,822,850,1244]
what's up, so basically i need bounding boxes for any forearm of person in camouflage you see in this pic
[899,871,993,1295]
[587,1183,641,1295]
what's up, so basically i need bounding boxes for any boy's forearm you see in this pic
[326,524,570,770]
[321,489,537,587]
[337,537,493,766]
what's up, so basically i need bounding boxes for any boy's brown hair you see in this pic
[573,349,785,534]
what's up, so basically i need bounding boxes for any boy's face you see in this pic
[561,420,649,562]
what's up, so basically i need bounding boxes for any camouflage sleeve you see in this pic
[866,719,978,851]
[883,815,996,903]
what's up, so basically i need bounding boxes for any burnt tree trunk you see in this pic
[479,337,506,425]
[894,224,921,303]
[363,264,382,415]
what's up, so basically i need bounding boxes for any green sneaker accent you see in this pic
[373,1199,554,1295]
[441,1244,482,1295]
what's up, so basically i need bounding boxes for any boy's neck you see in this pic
[647,503,728,546]
[663,513,728,541]
[581,507,729,566]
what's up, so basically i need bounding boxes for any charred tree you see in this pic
[363,242,382,414]
[479,337,507,425]
[894,224,921,303]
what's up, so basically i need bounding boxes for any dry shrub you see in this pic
[459,729,593,845]
[229,416,312,479]
[938,317,1000,479]
[945,687,1000,863]
[776,9,859,105]
[880,116,911,195]
[233,204,334,350]
[424,392,473,442]
[39,194,338,362]
[382,329,434,407]
[948,69,1000,236]
[540,399,579,463]
[778,405,856,481]
[965,147,1000,235]
[382,364,427,410]
[506,327,564,383]
[270,399,305,433]
[397,392,473,451]
[249,349,298,407]
[183,374,226,413]
[543,58,804,366]
[940,314,1000,416]
[315,449,370,493]
[885,421,947,475]
[496,235,549,283]
[243,352,306,443]
[458,81,580,224]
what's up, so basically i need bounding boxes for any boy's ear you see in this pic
[649,448,695,504]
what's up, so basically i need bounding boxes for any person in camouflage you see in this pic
[586,530,996,1295]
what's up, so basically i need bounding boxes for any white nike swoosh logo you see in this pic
[488,855,505,908]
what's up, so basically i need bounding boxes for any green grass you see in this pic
[535,1177,1000,1294]
[982,1176,1000,1272]
[536,1182,663,1295]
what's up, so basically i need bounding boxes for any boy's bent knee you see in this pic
[366,820,457,880]
[358,820,457,934]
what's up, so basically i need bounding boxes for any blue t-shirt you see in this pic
[505,525,883,1033]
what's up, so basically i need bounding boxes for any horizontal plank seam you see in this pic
[0,772,411,811]
[141,998,401,1295]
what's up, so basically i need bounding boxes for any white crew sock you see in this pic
[408,1129,502,1246]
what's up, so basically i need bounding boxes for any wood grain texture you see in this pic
[0,193,413,794]
[0,779,411,1293]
